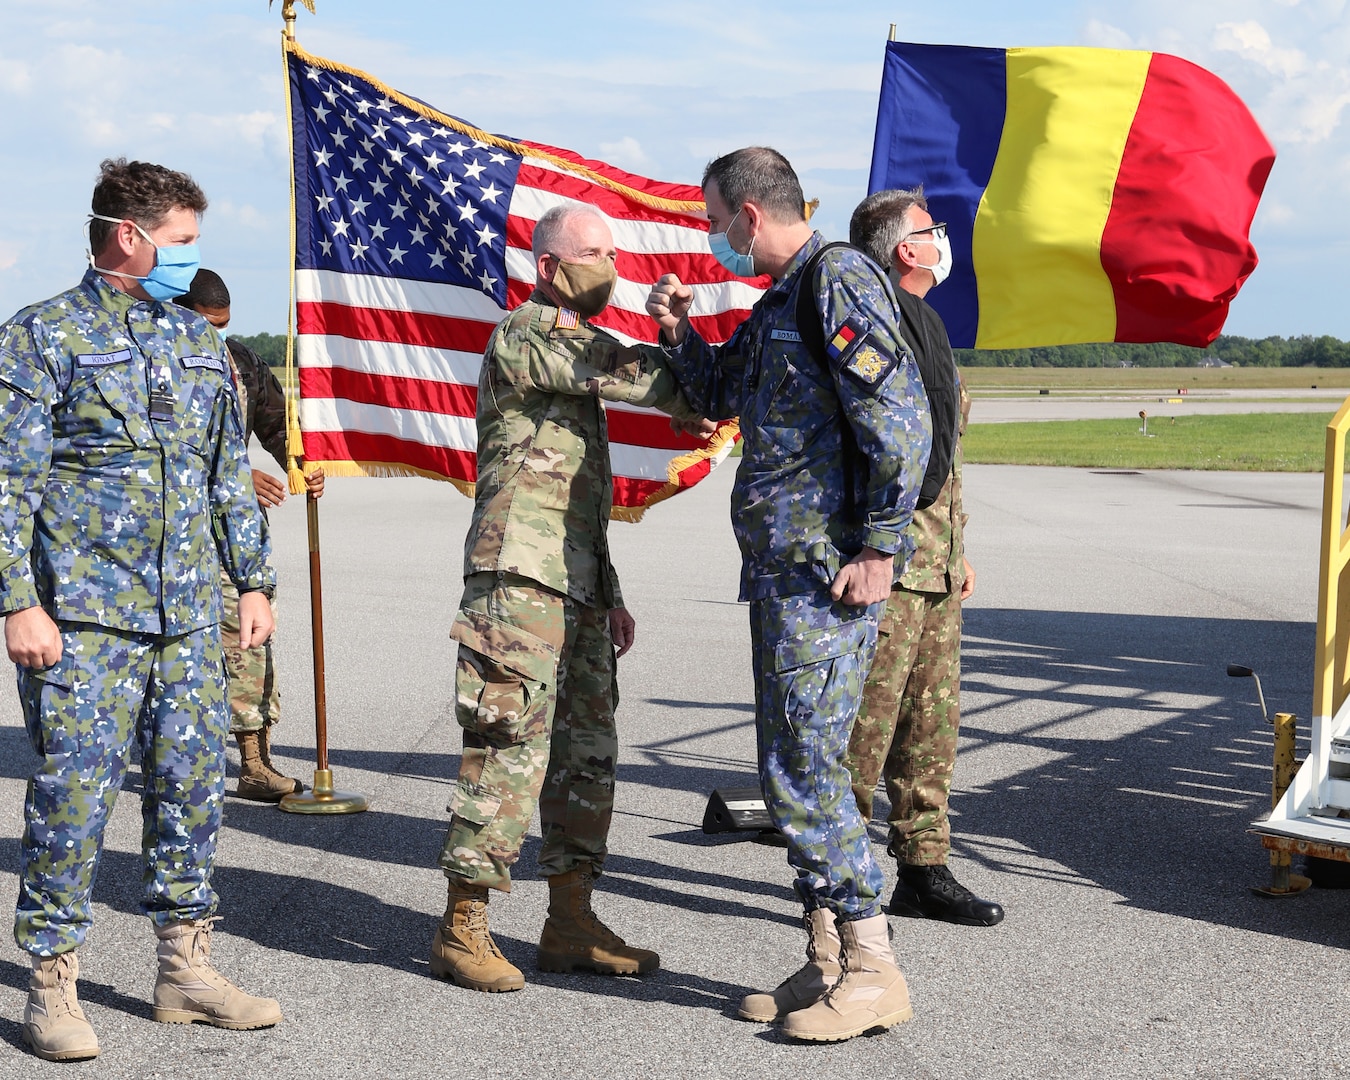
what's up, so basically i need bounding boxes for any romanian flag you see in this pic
[868,43,1276,349]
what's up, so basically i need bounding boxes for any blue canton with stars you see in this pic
[289,54,523,308]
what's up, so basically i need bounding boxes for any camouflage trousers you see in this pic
[220,567,281,734]
[751,588,886,919]
[14,622,228,956]
[438,572,619,893]
[845,585,961,865]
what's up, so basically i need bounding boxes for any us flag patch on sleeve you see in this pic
[556,309,580,330]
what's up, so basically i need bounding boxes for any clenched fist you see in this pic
[646,274,694,346]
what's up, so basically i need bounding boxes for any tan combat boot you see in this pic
[738,907,841,1022]
[234,728,302,802]
[537,866,659,975]
[429,879,525,992]
[781,913,913,1042]
[152,919,283,1029]
[23,953,99,1062]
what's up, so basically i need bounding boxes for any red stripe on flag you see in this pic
[302,429,478,481]
[611,474,668,506]
[520,141,705,205]
[298,301,497,353]
[516,163,707,228]
[605,410,710,451]
[299,366,478,417]
[1101,53,1275,347]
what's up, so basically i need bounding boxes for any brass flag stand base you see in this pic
[280,768,368,815]
[279,494,368,816]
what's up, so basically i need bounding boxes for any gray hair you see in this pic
[530,203,606,261]
[701,147,806,224]
[849,187,928,268]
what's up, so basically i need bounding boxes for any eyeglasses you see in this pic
[902,221,947,241]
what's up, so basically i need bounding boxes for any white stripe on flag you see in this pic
[299,334,483,386]
[297,268,505,323]
[301,398,477,450]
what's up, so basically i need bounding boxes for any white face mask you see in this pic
[906,233,953,287]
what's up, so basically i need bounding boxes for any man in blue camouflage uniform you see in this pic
[0,159,283,1062]
[647,147,931,1043]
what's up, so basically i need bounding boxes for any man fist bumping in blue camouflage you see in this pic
[0,159,282,1062]
[647,148,931,1043]
[431,204,704,993]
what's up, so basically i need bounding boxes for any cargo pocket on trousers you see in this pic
[449,608,556,742]
[768,616,872,739]
[448,778,503,826]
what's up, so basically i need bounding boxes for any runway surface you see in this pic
[971,385,1348,422]
[0,456,1342,1080]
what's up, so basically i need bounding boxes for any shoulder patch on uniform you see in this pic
[75,349,132,368]
[181,354,224,372]
[842,335,900,388]
[825,311,868,362]
[770,329,802,342]
[555,308,580,330]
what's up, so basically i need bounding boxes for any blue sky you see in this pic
[0,0,1345,339]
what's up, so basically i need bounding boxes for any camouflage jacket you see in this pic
[224,337,289,470]
[665,232,932,601]
[0,269,273,634]
[900,378,970,594]
[463,291,699,609]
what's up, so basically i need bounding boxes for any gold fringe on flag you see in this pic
[609,420,742,524]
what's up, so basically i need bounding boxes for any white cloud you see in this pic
[1213,20,1309,78]
[597,136,651,170]
[1081,20,1136,49]
[0,242,19,272]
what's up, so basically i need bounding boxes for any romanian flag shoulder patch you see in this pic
[824,313,866,362]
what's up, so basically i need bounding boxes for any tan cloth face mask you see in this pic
[550,257,617,319]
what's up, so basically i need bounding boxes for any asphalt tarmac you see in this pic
[0,455,1344,1080]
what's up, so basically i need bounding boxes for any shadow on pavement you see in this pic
[937,607,1350,949]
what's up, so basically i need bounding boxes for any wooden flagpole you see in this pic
[276,0,368,815]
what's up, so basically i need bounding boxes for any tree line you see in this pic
[231,330,1350,369]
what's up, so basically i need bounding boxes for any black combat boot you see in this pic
[888,863,1004,927]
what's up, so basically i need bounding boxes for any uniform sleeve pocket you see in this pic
[771,616,870,675]
[449,609,556,740]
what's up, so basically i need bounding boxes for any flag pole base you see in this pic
[279,768,369,815]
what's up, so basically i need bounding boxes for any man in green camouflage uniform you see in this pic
[177,268,325,801]
[0,160,283,1063]
[846,188,1003,927]
[430,203,704,993]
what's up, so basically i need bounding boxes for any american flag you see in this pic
[285,42,763,519]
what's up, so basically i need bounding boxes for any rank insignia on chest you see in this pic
[556,309,580,330]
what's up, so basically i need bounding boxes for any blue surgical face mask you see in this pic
[708,208,756,277]
[88,213,201,302]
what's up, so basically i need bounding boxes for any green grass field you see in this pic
[963,411,1338,471]
[959,366,1350,392]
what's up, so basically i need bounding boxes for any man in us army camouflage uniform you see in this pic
[430,203,705,994]
[0,159,283,1062]
[177,267,325,802]
[647,147,932,1043]
[846,188,1004,928]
